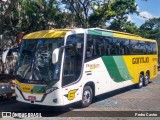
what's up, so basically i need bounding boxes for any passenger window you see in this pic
[94,36,105,57]
[110,38,130,55]
[146,42,152,54]
[86,35,105,61]
[119,39,130,55]
[144,42,157,54]
[130,40,138,54]
[104,37,112,55]
[111,38,118,55]
[151,43,157,54]
[86,36,94,61]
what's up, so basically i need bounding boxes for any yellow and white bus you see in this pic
[15,28,158,107]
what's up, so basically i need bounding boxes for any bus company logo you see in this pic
[23,87,31,91]
[132,57,149,64]
[86,64,100,70]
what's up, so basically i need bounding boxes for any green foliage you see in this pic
[108,0,138,34]
[19,0,67,33]
[0,0,68,35]
[61,0,138,28]
[61,0,93,27]
[139,18,160,40]
[0,0,19,35]
[89,0,114,27]
[1,0,159,42]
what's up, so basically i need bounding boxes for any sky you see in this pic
[129,0,160,27]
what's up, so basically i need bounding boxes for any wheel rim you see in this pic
[139,75,143,87]
[83,90,91,104]
[145,74,149,85]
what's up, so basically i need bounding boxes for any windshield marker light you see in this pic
[45,87,58,94]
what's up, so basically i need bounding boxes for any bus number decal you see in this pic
[65,89,78,101]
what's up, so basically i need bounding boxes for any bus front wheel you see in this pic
[81,86,93,108]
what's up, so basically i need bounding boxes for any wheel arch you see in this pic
[84,81,95,98]
[140,71,144,76]
[146,70,150,77]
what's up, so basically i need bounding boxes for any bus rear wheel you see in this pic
[81,86,93,108]
[137,74,144,89]
[143,73,149,86]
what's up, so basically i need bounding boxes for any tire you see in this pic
[81,86,93,108]
[137,74,144,89]
[143,73,149,86]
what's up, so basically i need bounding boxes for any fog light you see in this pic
[1,86,5,89]
[53,99,57,103]
[11,86,15,90]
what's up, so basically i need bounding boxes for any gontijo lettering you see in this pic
[132,57,149,64]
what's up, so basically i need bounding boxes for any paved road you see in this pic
[0,73,160,119]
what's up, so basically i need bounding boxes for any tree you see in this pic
[61,0,138,28]
[19,0,67,33]
[139,18,160,40]
[61,0,93,28]
[109,17,139,34]
[108,0,138,33]
[88,0,114,27]
[0,0,19,34]
[61,0,123,28]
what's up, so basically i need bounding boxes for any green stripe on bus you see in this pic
[102,56,132,82]
[31,81,58,93]
[32,86,46,93]
[88,30,113,37]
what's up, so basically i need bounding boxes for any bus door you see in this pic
[62,34,84,105]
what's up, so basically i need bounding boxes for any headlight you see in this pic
[45,87,58,94]
[11,86,15,90]
[1,86,5,89]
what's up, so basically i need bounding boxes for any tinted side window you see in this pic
[136,41,146,54]
[130,40,139,54]
[111,38,130,55]
[104,37,112,55]
[119,39,130,55]
[129,40,157,55]
[151,42,157,54]
[86,35,106,61]
[86,35,157,57]
[145,42,152,54]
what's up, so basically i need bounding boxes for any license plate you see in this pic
[28,96,36,101]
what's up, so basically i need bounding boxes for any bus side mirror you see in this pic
[2,49,9,63]
[2,47,19,63]
[52,48,60,64]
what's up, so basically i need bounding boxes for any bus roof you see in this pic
[23,28,156,43]
[23,29,73,39]
[88,28,156,42]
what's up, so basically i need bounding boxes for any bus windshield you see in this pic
[16,39,63,82]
